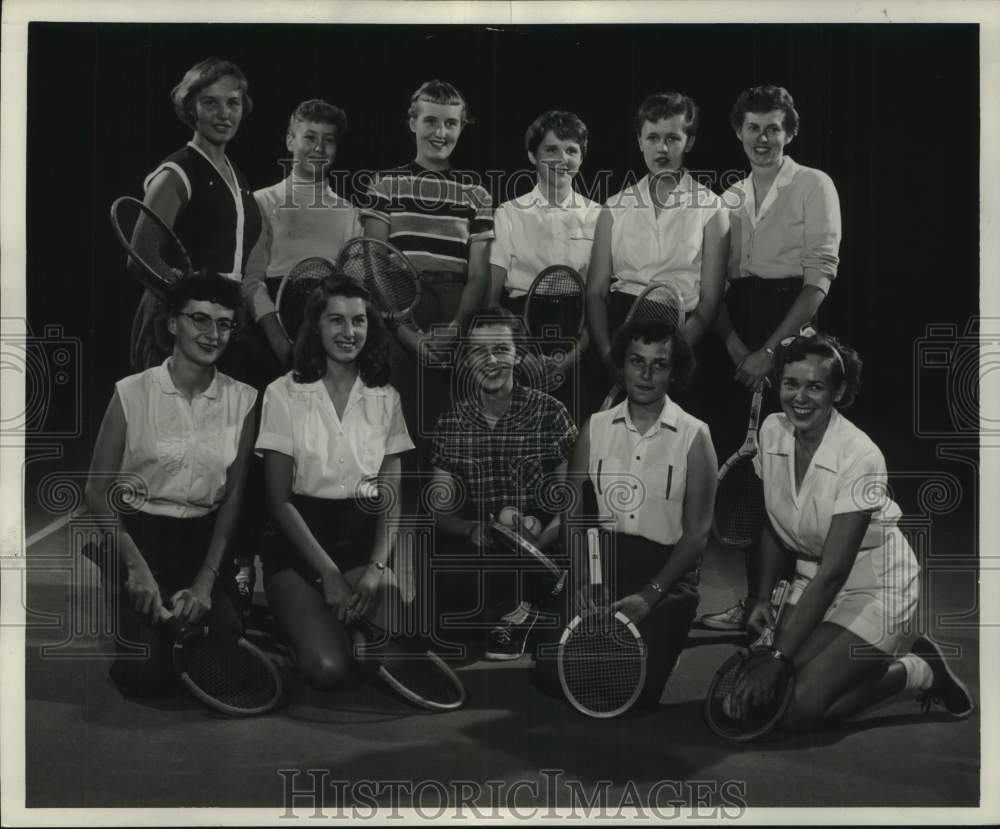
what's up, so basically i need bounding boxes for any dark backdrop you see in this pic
[25,22,980,483]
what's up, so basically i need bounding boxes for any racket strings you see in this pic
[181,636,279,711]
[715,458,765,546]
[278,258,334,339]
[630,286,683,328]
[115,200,190,283]
[706,652,793,737]
[338,243,417,313]
[525,269,584,339]
[561,620,644,714]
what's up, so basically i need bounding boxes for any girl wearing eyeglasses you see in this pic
[724,331,973,729]
[255,275,414,690]
[84,274,257,698]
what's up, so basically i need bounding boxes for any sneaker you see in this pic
[700,599,747,631]
[485,606,538,661]
[910,636,974,719]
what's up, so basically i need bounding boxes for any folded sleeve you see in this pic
[255,380,294,457]
[384,389,415,456]
[833,448,887,515]
[489,203,514,270]
[800,171,842,294]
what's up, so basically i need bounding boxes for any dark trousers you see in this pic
[533,531,699,709]
[91,511,242,698]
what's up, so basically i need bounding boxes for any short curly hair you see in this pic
[729,85,799,138]
[292,274,390,387]
[287,98,348,138]
[773,330,862,409]
[610,318,695,392]
[170,58,253,131]
[163,272,241,316]
[525,110,589,158]
[634,91,700,139]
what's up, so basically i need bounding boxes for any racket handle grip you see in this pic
[586,527,601,585]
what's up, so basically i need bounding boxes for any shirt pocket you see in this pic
[647,462,687,504]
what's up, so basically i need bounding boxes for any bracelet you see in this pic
[770,648,791,663]
[369,560,386,572]
[764,346,776,358]
[201,564,220,578]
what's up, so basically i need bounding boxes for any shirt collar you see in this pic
[527,183,583,209]
[765,408,841,473]
[744,156,799,212]
[640,170,696,203]
[154,358,220,399]
[610,395,679,434]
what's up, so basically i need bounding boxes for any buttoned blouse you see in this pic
[605,172,722,312]
[755,410,903,561]
[255,373,414,500]
[721,156,841,295]
[490,185,601,297]
[116,360,257,518]
[587,396,709,546]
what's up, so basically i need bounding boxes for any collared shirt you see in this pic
[429,384,578,520]
[604,172,722,312]
[722,156,841,294]
[361,161,494,276]
[587,396,708,546]
[116,359,257,518]
[490,184,601,297]
[255,373,414,500]
[254,178,362,279]
[755,410,904,560]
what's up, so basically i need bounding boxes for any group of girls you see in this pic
[84,56,972,729]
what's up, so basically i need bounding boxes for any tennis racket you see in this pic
[557,527,646,718]
[110,196,193,298]
[713,379,769,547]
[520,264,587,393]
[703,580,795,741]
[275,256,337,341]
[489,521,566,597]
[351,619,466,712]
[337,237,421,327]
[158,607,283,717]
[599,282,686,411]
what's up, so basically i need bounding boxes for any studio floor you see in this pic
[16,506,980,815]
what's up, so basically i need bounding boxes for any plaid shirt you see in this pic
[429,384,578,521]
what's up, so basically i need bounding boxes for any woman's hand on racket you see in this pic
[170,581,213,626]
[728,655,784,721]
[611,592,651,625]
[124,563,164,620]
[746,599,777,638]
[320,568,354,622]
[734,348,774,389]
[345,565,382,624]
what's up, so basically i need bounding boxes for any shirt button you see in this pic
[635,456,641,461]
[338,458,344,464]
[630,514,635,519]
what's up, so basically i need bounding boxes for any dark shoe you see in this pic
[700,599,747,631]
[911,636,974,719]
[485,606,538,661]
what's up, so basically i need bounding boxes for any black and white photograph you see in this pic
[1,0,997,823]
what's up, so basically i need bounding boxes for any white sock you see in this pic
[500,601,533,624]
[899,653,933,691]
